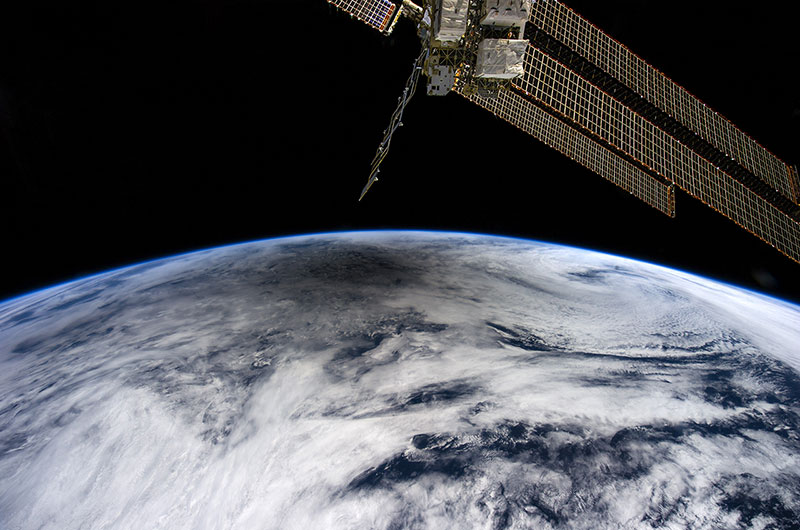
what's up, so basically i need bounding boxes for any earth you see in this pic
[1,231,799,529]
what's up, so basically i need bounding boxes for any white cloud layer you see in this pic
[1,232,799,529]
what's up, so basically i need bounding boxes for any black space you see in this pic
[1,0,799,303]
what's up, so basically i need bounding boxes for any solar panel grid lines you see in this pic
[326,0,398,32]
[522,27,800,219]
[790,165,800,205]
[512,44,800,263]
[458,87,677,217]
[685,165,800,264]
[528,0,798,204]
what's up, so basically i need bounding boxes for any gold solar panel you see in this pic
[326,0,398,33]
[512,44,800,263]
[527,0,798,205]
[459,87,676,217]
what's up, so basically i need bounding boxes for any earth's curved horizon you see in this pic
[5,230,797,309]
[1,230,799,529]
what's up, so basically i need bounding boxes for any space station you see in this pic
[325,0,800,265]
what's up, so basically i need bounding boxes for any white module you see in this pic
[434,0,470,44]
[481,0,531,29]
[475,39,528,79]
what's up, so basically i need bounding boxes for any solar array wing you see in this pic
[510,44,800,263]
[325,0,399,33]
[526,0,800,205]
[459,87,676,217]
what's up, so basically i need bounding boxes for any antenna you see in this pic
[360,44,429,201]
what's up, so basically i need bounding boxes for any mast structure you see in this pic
[324,0,800,265]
